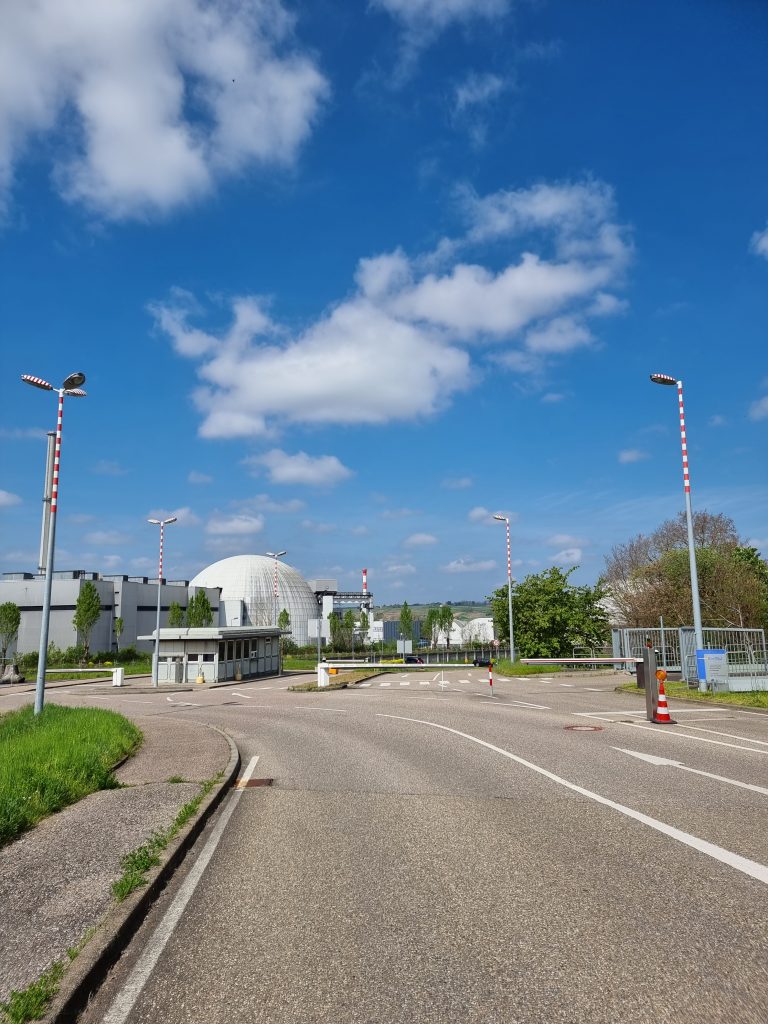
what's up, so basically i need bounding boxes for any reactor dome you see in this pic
[190,554,317,646]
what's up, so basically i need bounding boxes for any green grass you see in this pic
[44,659,152,682]
[0,959,65,1023]
[493,659,562,675]
[111,772,223,902]
[617,680,768,708]
[0,704,142,847]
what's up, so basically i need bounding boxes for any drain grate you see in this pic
[236,777,274,788]
[563,725,603,732]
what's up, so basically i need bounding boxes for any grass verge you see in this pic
[112,771,224,901]
[0,705,142,848]
[493,660,562,675]
[617,680,768,708]
[0,928,97,1023]
[288,670,378,692]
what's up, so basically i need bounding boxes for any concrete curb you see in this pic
[43,725,241,1023]
[613,684,768,716]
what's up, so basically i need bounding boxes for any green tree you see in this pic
[187,590,214,627]
[359,609,369,635]
[167,601,185,628]
[72,582,102,659]
[489,566,609,658]
[422,608,438,648]
[329,612,343,651]
[277,608,291,651]
[114,616,124,651]
[0,602,21,661]
[399,601,413,647]
[437,605,454,649]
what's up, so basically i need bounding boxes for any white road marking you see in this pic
[376,715,768,886]
[232,692,251,699]
[420,681,430,686]
[510,699,551,710]
[165,696,201,707]
[585,688,608,692]
[293,706,347,713]
[399,682,410,687]
[614,748,768,796]
[359,683,372,688]
[380,682,391,688]
[459,679,472,685]
[102,756,261,1024]
[559,683,575,688]
[676,724,768,747]
[622,722,768,755]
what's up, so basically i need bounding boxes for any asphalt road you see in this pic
[8,669,768,1022]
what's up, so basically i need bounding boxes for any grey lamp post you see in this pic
[493,513,515,663]
[148,516,177,687]
[650,373,706,690]
[21,371,87,715]
[265,550,287,625]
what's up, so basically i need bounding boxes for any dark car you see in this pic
[404,655,424,664]
[473,657,492,667]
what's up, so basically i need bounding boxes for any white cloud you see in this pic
[404,532,437,546]
[102,554,123,570]
[188,470,213,485]
[454,73,506,113]
[0,0,328,219]
[147,506,201,527]
[551,547,582,564]
[442,476,473,489]
[541,392,565,403]
[749,396,768,421]
[443,558,496,573]
[468,506,492,522]
[300,519,336,534]
[372,0,508,37]
[546,533,584,547]
[0,490,22,507]
[618,449,649,464]
[351,525,369,535]
[0,427,48,440]
[154,178,630,438]
[206,513,264,536]
[384,562,417,575]
[68,513,95,524]
[749,225,768,259]
[380,507,418,520]
[241,493,305,513]
[84,530,130,546]
[92,459,128,476]
[247,449,353,487]
[709,415,726,428]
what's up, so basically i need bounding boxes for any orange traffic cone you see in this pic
[653,681,676,725]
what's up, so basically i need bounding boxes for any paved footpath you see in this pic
[0,712,233,1006]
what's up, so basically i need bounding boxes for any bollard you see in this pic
[112,667,124,687]
[317,662,330,688]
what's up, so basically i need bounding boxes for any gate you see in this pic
[612,626,768,684]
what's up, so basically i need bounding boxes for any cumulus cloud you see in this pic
[300,519,336,533]
[404,532,437,546]
[443,558,496,573]
[206,513,264,536]
[92,460,129,476]
[247,449,353,487]
[749,396,768,421]
[551,547,582,564]
[709,415,726,428]
[0,427,48,440]
[0,0,328,219]
[384,562,417,575]
[188,470,213,485]
[153,178,630,438]
[750,225,768,259]
[468,506,492,522]
[241,493,305,513]
[147,506,201,527]
[0,490,22,507]
[442,476,473,489]
[372,0,508,39]
[547,533,584,547]
[618,449,649,464]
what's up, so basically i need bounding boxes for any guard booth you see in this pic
[139,626,283,684]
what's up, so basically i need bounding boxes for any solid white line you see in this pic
[293,706,347,713]
[380,682,391,688]
[375,714,768,886]
[359,683,372,688]
[165,696,201,707]
[559,684,575,688]
[399,682,410,687]
[102,756,260,1024]
[622,722,768,755]
[231,692,251,699]
[510,699,551,710]
[676,724,768,747]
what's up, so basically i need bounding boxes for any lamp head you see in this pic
[62,371,86,390]
[650,373,677,386]
[64,388,87,397]
[21,374,54,391]
[492,514,507,522]
[147,519,162,525]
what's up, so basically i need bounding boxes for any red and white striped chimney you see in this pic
[362,568,368,594]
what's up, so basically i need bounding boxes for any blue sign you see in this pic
[696,649,726,682]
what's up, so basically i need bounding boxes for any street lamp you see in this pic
[21,371,87,715]
[265,550,287,625]
[493,513,515,663]
[147,516,177,687]
[650,372,705,690]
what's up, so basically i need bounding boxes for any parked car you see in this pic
[404,655,424,664]
[473,657,492,667]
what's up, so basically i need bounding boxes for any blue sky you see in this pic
[1,0,766,605]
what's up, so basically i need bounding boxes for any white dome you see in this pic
[190,555,317,645]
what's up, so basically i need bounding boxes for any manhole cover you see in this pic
[563,725,603,732]
[236,778,274,788]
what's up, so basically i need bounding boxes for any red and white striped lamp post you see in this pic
[148,516,177,687]
[266,550,287,625]
[493,513,515,662]
[650,373,705,690]
[21,371,87,715]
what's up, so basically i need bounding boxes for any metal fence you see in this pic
[612,626,768,684]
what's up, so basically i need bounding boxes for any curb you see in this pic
[613,685,768,716]
[43,725,241,1023]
